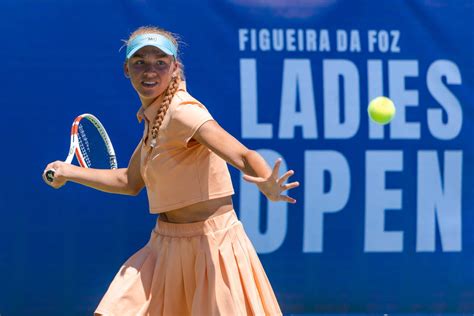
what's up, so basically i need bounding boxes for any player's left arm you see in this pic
[193,120,299,203]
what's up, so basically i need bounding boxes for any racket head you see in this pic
[73,114,118,169]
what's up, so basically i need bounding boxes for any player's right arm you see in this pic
[42,141,145,195]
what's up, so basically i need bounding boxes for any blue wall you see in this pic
[0,0,473,314]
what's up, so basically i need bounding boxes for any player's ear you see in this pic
[172,60,180,78]
[123,62,130,79]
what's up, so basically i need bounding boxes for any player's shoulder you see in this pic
[173,89,208,111]
[175,89,198,103]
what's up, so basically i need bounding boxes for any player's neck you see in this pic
[140,93,165,109]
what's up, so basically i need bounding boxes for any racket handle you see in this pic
[45,169,55,182]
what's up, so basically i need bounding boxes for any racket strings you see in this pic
[77,119,113,169]
[78,124,93,167]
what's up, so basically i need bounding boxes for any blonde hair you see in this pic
[127,26,185,147]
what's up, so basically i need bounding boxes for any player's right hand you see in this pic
[42,161,69,189]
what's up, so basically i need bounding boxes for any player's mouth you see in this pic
[141,81,158,88]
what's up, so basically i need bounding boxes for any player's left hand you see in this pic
[242,158,299,203]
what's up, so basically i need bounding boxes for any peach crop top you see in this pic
[136,81,234,213]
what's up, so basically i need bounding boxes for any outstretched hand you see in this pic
[242,158,299,203]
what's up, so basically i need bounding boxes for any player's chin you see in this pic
[138,87,164,99]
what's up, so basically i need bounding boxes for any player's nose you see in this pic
[143,68,158,78]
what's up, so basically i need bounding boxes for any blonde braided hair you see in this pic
[149,74,182,147]
[126,26,185,147]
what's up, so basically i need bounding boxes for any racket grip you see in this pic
[45,169,55,182]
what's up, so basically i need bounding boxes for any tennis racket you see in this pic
[45,113,118,182]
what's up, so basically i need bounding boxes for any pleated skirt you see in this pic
[94,210,282,316]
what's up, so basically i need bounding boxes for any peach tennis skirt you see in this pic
[94,210,282,316]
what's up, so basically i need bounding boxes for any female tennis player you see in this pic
[43,26,299,315]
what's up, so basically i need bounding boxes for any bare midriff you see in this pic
[159,195,234,223]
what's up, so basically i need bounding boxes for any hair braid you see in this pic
[149,75,181,147]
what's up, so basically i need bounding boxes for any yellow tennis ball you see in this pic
[368,96,396,125]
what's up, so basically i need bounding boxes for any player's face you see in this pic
[125,46,177,106]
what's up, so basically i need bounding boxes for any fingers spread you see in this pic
[280,195,296,204]
[281,181,300,191]
[277,170,294,186]
[243,174,263,183]
[271,158,282,178]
